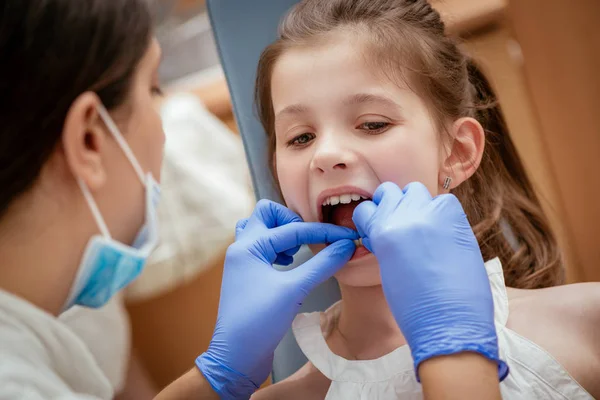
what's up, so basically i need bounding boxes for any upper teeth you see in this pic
[322,193,367,206]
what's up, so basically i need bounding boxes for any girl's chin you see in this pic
[307,244,381,287]
[334,252,382,287]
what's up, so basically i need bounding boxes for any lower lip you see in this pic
[350,245,371,261]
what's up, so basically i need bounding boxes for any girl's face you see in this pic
[271,38,447,287]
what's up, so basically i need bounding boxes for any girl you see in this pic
[252,0,600,398]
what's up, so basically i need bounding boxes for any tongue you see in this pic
[330,202,360,230]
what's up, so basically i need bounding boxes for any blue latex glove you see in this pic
[353,182,508,381]
[197,199,357,399]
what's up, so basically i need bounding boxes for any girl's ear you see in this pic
[439,117,485,191]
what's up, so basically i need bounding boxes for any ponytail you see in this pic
[452,59,564,288]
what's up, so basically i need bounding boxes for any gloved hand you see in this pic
[353,182,508,381]
[197,199,357,399]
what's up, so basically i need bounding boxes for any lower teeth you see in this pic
[353,238,363,247]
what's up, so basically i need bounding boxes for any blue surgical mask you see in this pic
[63,105,161,310]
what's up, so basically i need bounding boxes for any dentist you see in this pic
[0,1,504,399]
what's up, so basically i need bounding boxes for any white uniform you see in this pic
[292,258,593,400]
[59,295,130,394]
[0,289,112,399]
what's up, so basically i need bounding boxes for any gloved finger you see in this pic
[432,193,463,214]
[235,218,249,240]
[288,239,355,294]
[246,199,302,231]
[266,222,358,255]
[431,194,472,234]
[278,245,303,266]
[352,200,378,238]
[283,245,301,257]
[372,182,403,204]
[274,253,294,266]
[372,182,405,215]
[402,181,433,205]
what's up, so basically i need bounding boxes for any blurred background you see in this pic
[118,0,600,395]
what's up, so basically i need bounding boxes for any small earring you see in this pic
[443,176,452,190]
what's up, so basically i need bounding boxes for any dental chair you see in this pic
[207,0,338,383]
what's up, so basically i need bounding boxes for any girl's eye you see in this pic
[358,121,390,134]
[288,132,315,147]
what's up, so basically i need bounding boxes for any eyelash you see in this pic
[358,121,390,134]
[287,133,315,147]
[286,121,391,148]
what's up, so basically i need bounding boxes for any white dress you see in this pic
[0,289,112,399]
[292,258,593,399]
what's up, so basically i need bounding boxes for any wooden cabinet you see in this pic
[507,0,600,282]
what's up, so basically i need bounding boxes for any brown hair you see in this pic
[0,0,153,219]
[255,0,563,289]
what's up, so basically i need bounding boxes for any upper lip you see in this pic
[316,186,373,223]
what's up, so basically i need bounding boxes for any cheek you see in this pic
[370,129,441,195]
[129,98,165,180]
[275,151,312,220]
[149,112,166,180]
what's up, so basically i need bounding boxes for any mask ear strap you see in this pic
[96,105,147,185]
[77,178,112,239]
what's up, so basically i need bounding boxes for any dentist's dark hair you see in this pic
[0,0,153,218]
[255,0,563,289]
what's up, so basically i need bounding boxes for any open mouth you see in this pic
[320,193,371,232]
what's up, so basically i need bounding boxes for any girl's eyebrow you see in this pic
[275,104,310,121]
[276,93,402,121]
[343,93,402,110]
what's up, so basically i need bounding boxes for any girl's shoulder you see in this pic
[506,281,600,328]
[251,361,330,400]
[506,282,600,397]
